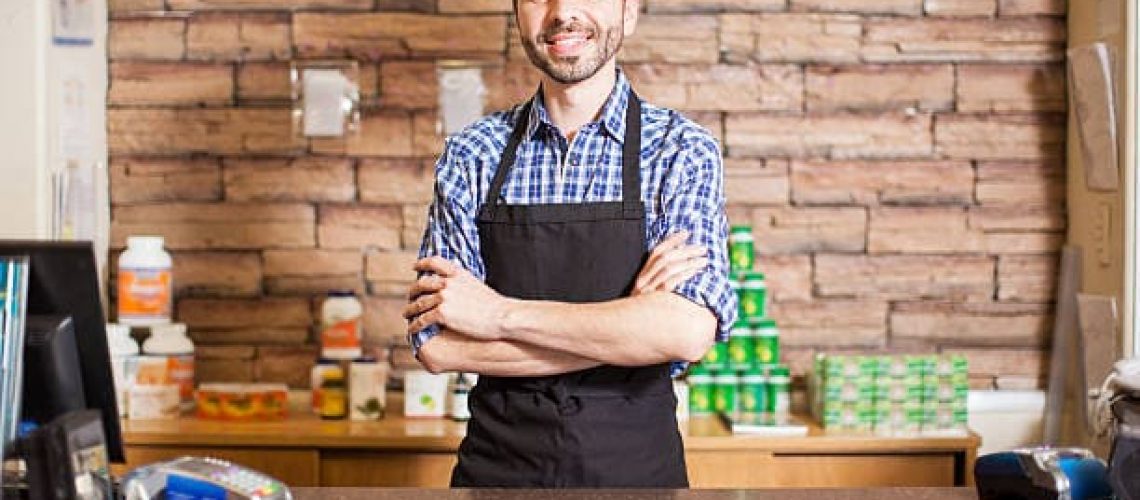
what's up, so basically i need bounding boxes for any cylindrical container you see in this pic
[726,321,754,372]
[310,358,339,414]
[350,357,388,421]
[140,323,195,410]
[404,370,449,418]
[740,367,768,416]
[700,341,728,372]
[321,291,364,360]
[106,323,140,418]
[673,379,690,422]
[728,226,754,273]
[753,318,780,366]
[449,373,472,422]
[687,366,715,417]
[768,365,791,422]
[117,236,173,326]
[319,368,348,420]
[713,372,739,416]
[739,272,767,319]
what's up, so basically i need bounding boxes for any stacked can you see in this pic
[871,356,925,435]
[815,355,876,432]
[920,355,969,433]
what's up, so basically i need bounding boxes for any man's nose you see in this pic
[546,0,587,24]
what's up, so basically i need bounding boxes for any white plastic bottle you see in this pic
[320,291,363,360]
[117,236,173,326]
[141,323,195,411]
[106,323,140,418]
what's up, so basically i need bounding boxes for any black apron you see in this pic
[449,90,688,488]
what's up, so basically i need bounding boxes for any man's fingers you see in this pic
[402,293,442,320]
[407,275,445,300]
[407,307,443,334]
[660,258,709,291]
[644,231,691,268]
[638,245,707,291]
[413,256,460,277]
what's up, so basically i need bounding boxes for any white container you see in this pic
[404,370,448,418]
[127,384,180,420]
[449,373,473,421]
[117,236,174,327]
[349,358,388,421]
[141,323,195,410]
[106,323,140,418]
[320,291,363,360]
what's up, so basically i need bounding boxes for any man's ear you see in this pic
[623,0,640,37]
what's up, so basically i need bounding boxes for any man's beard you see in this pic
[521,18,623,85]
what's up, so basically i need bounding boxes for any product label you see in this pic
[135,355,194,403]
[322,319,361,352]
[118,267,172,319]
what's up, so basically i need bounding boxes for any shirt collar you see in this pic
[524,68,632,144]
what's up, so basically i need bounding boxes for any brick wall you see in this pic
[107,0,1067,390]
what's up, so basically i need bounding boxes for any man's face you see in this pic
[515,0,639,85]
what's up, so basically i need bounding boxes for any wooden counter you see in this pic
[291,487,979,500]
[115,395,980,489]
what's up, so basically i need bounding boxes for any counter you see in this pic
[290,488,978,499]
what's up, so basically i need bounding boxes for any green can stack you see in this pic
[726,321,754,372]
[728,226,755,273]
[687,365,715,417]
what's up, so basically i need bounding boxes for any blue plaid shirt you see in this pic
[412,69,737,374]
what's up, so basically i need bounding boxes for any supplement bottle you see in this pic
[142,323,195,410]
[117,236,173,326]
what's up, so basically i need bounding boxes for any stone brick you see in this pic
[756,255,813,302]
[805,65,954,111]
[957,64,1066,112]
[625,64,802,112]
[689,112,725,145]
[173,252,262,297]
[197,345,258,359]
[994,376,1046,390]
[294,13,506,60]
[237,62,290,101]
[170,0,372,10]
[769,300,889,347]
[366,250,419,285]
[263,249,362,276]
[187,13,291,61]
[619,15,719,64]
[109,18,186,60]
[178,297,313,329]
[197,359,255,384]
[310,111,414,157]
[750,207,866,254]
[112,203,315,250]
[266,276,366,295]
[108,108,302,155]
[256,346,320,387]
[190,328,310,344]
[318,205,403,250]
[110,62,233,106]
[815,254,994,300]
[412,111,444,157]
[868,207,986,254]
[484,63,543,112]
[110,0,164,11]
[998,0,1065,15]
[380,61,438,110]
[984,232,1064,254]
[726,113,932,158]
[998,254,1057,302]
[722,13,863,64]
[892,301,1050,346]
[924,0,996,16]
[724,159,789,206]
[438,0,510,13]
[402,205,430,249]
[376,0,435,12]
[943,347,1048,378]
[863,17,1065,62]
[358,158,435,205]
[110,158,222,204]
[791,0,922,14]
[224,158,355,202]
[968,207,1066,231]
[976,161,1065,206]
[935,114,1065,160]
[363,295,409,345]
[969,376,998,390]
[791,160,973,205]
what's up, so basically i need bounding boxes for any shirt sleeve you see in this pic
[409,138,487,356]
[648,132,738,343]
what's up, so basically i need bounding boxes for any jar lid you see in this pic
[126,235,165,249]
[150,323,187,337]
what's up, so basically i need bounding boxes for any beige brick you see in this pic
[366,250,418,284]
[110,0,164,12]
[376,0,435,11]
[224,158,355,202]
[863,17,1065,62]
[263,249,361,276]
[484,63,543,112]
[725,159,789,206]
[942,347,1048,378]
[957,64,1066,112]
[294,13,506,60]
[108,108,302,155]
[984,232,1064,254]
[998,254,1057,302]
[924,0,996,16]
[237,62,290,101]
[197,345,257,359]
[256,346,320,387]
[756,255,813,302]
[112,203,315,250]
[647,0,785,12]
[363,295,409,345]
[197,359,255,384]
[969,376,998,390]
[626,63,802,112]
[187,13,290,61]
[968,207,1065,231]
[892,302,1050,346]
[689,112,726,146]
[110,158,222,204]
[868,207,986,254]
[792,0,922,14]
[805,65,954,111]
[109,18,186,60]
[751,207,866,254]
[403,205,430,249]
[935,114,1065,160]
[815,254,994,300]
[318,205,403,250]
[412,111,444,157]
[792,160,973,205]
[110,62,233,106]
[266,276,365,295]
[770,300,889,347]
[170,0,372,10]
[358,159,435,205]
[619,16,719,64]
[721,13,863,64]
[998,0,1065,15]
[173,252,262,297]
[380,61,438,110]
[995,376,1045,390]
[178,297,313,329]
[976,161,1065,206]
[438,0,510,13]
[726,113,932,158]
[190,328,310,344]
[310,111,414,157]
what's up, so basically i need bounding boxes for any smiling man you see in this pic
[403,0,736,488]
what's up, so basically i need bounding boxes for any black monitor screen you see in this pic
[0,241,124,463]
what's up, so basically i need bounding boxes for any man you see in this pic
[403,0,736,488]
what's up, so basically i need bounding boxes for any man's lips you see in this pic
[544,32,592,57]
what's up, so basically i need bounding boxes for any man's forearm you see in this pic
[500,291,716,367]
[417,328,602,377]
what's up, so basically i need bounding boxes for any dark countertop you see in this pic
[292,488,978,500]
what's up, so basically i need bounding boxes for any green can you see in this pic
[701,341,729,371]
[767,365,790,416]
[752,318,779,366]
[727,321,754,371]
[728,226,755,273]
[687,365,715,417]
[740,367,768,415]
[740,272,767,319]
[713,372,740,415]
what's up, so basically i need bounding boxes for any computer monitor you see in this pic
[0,241,124,463]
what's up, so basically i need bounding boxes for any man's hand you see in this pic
[404,256,512,341]
[632,231,709,296]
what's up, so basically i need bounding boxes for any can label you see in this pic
[740,287,766,319]
[118,267,172,321]
[713,384,737,414]
[701,342,728,371]
[740,382,767,414]
[689,383,714,416]
[727,335,753,371]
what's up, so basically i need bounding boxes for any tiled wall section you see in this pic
[107,0,1068,389]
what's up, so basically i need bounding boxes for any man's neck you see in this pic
[540,62,618,141]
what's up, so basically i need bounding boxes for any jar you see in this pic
[321,290,363,360]
[117,236,173,326]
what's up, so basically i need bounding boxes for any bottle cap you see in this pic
[126,236,165,249]
[150,323,187,337]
